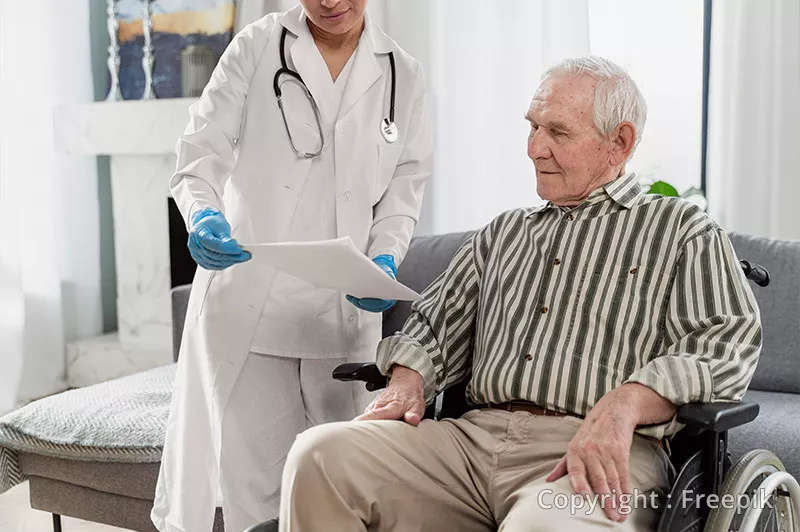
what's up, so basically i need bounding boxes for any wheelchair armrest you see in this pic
[676,401,759,433]
[332,363,388,392]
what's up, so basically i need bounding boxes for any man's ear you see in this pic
[609,122,636,166]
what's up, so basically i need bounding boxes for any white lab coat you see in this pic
[151,5,433,532]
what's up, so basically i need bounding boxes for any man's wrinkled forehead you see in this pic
[528,74,597,125]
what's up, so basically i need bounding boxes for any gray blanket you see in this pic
[0,364,174,493]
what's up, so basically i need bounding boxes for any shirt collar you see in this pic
[604,171,644,209]
[527,172,642,217]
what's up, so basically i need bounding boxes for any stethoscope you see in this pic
[272,27,398,159]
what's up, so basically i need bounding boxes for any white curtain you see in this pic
[378,0,589,234]
[0,0,102,414]
[379,0,703,235]
[707,0,800,240]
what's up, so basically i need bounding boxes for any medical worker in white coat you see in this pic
[150,1,433,530]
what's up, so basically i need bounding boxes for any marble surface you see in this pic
[54,100,191,386]
[111,155,175,347]
[66,333,172,388]
[53,98,197,156]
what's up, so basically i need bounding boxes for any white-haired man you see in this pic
[278,56,762,531]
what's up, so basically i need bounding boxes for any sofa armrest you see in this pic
[171,284,192,363]
[676,401,759,432]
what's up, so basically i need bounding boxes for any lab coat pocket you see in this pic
[374,143,405,203]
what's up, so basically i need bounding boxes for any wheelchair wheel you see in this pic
[704,449,800,532]
[657,451,705,532]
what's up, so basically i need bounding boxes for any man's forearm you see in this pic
[618,383,677,427]
[390,364,425,387]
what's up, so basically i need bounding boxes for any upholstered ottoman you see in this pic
[0,364,224,532]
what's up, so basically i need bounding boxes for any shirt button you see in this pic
[567,214,575,221]
[525,354,533,361]
[630,267,638,274]
[541,306,549,314]
[343,191,353,201]
[553,258,561,265]
[348,315,356,323]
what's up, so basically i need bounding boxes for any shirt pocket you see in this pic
[592,261,655,308]
[582,262,657,367]
[374,143,405,204]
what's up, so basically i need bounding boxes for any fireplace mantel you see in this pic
[55,98,198,386]
[55,98,197,156]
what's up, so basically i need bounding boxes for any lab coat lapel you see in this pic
[339,36,382,120]
[283,10,331,123]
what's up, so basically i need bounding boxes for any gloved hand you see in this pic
[187,207,251,270]
[346,254,398,313]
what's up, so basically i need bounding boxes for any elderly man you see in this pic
[278,56,762,531]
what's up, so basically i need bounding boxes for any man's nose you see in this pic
[321,0,343,9]
[528,129,551,159]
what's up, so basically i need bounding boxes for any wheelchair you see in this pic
[250,260,800,532]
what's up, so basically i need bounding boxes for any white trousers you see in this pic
[219,352,356,532]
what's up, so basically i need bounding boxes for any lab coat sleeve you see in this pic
[169,17,274,229]
[367,63,434,264]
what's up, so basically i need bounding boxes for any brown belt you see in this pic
[481,401,573,418]
[477,401,664,450]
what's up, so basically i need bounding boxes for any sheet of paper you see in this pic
[241,236,422,301]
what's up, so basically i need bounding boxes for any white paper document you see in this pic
[241,237,422,302]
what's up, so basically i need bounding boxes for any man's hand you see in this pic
[355,365,426,425]
[546,383,674,522]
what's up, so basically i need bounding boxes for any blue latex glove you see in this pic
[187,207,251,270]
[346,254,398,313]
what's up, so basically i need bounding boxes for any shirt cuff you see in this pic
[376,334,437,403]
[634,414,684,440]
[623,356,715,407]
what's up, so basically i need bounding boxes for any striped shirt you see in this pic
[376,172,762,438]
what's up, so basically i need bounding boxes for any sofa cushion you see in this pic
[383,231,475,337]
[728,390,800,479]
[728,233,800,393]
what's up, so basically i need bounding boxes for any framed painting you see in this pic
[115,0,235,99]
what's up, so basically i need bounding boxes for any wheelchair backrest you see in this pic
[382,231,474,338]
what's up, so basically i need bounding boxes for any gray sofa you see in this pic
[4,231,799,532]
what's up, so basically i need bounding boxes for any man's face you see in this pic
[300,0,369,35]
[526,74,618,206]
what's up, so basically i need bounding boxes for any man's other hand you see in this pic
[545,388,639,522]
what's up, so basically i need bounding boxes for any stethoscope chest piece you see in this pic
[381,118,398,143]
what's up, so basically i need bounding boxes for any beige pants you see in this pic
[280,409,674,531]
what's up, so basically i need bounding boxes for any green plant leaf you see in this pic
[648,181,679,197]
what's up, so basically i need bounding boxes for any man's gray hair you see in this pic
[543,56,648,156]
